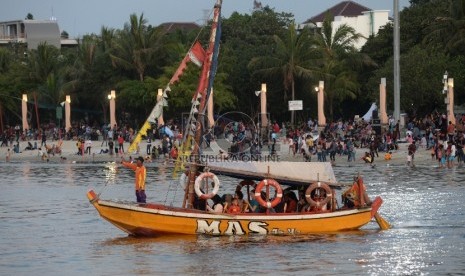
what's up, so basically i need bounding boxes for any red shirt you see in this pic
[228,205,241,214]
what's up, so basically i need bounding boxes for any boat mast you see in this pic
[186,0,223,208]
[393,0,400,122]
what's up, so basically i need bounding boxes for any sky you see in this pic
[2,0,411,38]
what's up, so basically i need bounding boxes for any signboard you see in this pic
[288,100,303,111]
[56,106,63,120]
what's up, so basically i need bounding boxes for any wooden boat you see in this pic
[87,161,388,236]
[87,0,390,237]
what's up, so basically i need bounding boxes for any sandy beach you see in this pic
[1,138,440,167]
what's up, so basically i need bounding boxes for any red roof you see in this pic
[303,1,372,24]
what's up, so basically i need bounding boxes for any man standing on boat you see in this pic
[121,156,147,203]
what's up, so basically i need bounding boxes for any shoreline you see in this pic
[0,139,446,168]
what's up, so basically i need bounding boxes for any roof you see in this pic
[207,161,340,187]
[304,1,372,24]
[159,22,201,33]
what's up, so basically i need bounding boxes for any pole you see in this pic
[109,90,116,129]
[393,0,400,122]
[447,78,455,125]
[22,94,29,131]
[379,78,388,125]
[65,95,71,133]
[317,81,326,128]
[33,92,40,129]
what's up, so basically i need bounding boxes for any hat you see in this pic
[136,156,144,163]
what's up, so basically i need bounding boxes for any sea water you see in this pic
[0,161,464,275]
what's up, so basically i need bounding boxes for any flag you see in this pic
[188,41,206,67]
[170,41,206,84]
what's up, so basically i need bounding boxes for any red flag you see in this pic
[188,41,206,67]
[169,41,206,84]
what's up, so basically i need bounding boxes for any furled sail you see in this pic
[127,41,206,153]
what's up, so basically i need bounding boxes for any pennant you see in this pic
[188,41,206,67]
[169,41,206,84]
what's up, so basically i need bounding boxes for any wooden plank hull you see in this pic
[87,190,380,236]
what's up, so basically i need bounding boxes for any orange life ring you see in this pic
[305,182,333,209]
[194,172,220,200]
[235,179,256,192]
[254,179,283,208]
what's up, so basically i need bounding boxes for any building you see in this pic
[0,19,78,50]
[301,1,390,49]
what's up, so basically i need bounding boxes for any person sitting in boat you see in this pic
[206,194,223,213]
[221,194,233,213]
[234,190,249,213]
[193,191,207,211]
[227,198,242,214]
[297,189,307,212]
[309,188,328,212]
[248,190,260,213]
[283,190,298,213]
[342,176,372,208]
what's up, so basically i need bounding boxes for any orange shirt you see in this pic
[227,205,241,214]
[122,161,146,190]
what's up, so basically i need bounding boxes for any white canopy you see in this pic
[207,161,338,186]
[362,103,378,121]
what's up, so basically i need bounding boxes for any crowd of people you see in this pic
[271,112,464,167]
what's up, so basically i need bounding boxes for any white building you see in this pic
[0,19,77,50]
[301,1,390,49]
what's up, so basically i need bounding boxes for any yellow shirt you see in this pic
[122,162,146,190]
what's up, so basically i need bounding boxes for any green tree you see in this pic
[220,8,293,118]
[110,13,167,81]
[311,14,373,120]
[424,0,465,55]
[248,21,317,125]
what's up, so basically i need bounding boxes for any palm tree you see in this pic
[110,13,166,81]
[311,13,374,119]
[248,21,318,125]
[424,0,465,54]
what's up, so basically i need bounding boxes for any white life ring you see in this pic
[194,172,220,200]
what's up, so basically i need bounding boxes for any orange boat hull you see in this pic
[87,190,382,236]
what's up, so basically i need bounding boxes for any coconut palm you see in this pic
[248,21,318,125]
[311,13,374,119]
[110,13,167,81]
[424,0,465,54]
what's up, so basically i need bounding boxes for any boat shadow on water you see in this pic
[99,229,380,249]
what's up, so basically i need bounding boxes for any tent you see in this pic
[362,103,378,121]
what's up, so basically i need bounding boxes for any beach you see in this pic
[1,138,439,167]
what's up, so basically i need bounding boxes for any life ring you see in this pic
[235,179,255,192]
[194,172,220,200]
[305,182,333,208]
[254,179,283,208]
